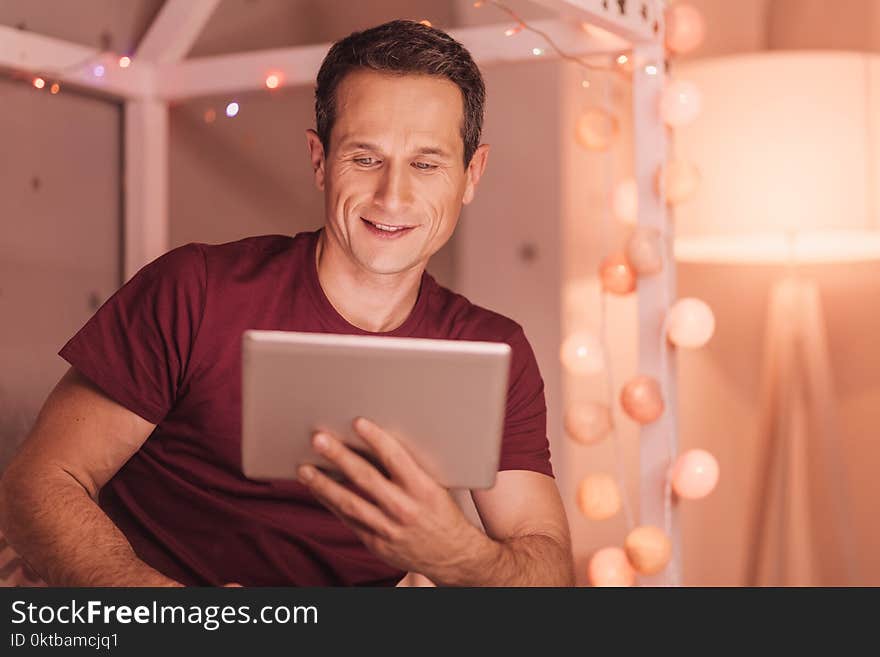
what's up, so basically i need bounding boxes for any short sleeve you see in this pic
[58,243,207,425]
[498,326,554,478]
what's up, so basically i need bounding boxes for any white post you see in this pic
[632,44,679,585]
[123,99,168,280]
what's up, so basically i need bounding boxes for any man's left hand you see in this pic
[296,417,495,582]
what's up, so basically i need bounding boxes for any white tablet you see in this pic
[241,330,512,489]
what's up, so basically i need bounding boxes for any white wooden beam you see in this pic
[631,43,679,585]
[0,25,151,99]
[135,0,221,64]
[124,100,169,280]
[531,0,665,45]
[155,18,629,100]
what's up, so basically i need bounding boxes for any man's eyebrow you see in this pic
[338,140,452,159]
[415,146,452,158]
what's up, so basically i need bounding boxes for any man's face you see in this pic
[307,69,489,275]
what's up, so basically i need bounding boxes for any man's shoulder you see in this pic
[426,278,525,346]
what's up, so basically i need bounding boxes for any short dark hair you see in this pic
[315,19,486,166]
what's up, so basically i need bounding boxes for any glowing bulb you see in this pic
[667,298,715,348]
[588,547,635,587]
[624,526,672,575]
[645,64,658,76]
[575,107,619,151]
[50,82,60,94]
[565,402,612,445]
[32,77,45,89]
[665,4,706,55]
[560,331,605,376]
[617,54,629,65]
[118,56,131,68]
[620,375,664,424]
[225,102,239,118]
[581,80,590,88]
[599,252,637,295]
[265,73,281,89]
[577,474,621,520]
[93,64,106,78]
[532,47,544,56]
[671,449,720,499]
[660,80,702,127]
[505,24,523,37]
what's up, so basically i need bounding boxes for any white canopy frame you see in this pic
[0,0,676,585]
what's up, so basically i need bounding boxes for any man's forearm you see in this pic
[434,531,575,587]
[0,467,182,587]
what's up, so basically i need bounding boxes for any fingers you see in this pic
[350,417,432,493]
[298,463,398,540]
[308,431,416,522]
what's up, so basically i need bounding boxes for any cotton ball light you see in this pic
[560,331,605,375]
[667,297,715,348]
[625,227,664,276]
[565,402,612,445]
[624,526,672,575]
[660,80,702,127]
[576,474,621,520]
[588,547,635,587]
[671,449,719,499]
[657,159,701,205]
[665,4,706,54]
[620,375,664,424]
[599,252,637,295]
[612,178,638,225]
[575,107,619,151]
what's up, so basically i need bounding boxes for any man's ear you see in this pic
[462,144,490,206]
[305,129,326,191]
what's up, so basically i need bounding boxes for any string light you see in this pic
[225,102,239,118]
[532,47,544,56]
[504,24,523,37]
[118,56,131,68]
[204,108,217,124]
[32,77,45,89]
[50,82,60,94]
[645,64,659,76]
[265,73,281,89]
[92,64,105,78]
[617,54,629,65]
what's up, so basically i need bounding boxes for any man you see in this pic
[0,20,574,587]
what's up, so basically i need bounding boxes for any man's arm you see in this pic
[0,367,182,587]
[297,417,575,587]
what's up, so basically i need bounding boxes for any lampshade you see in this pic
[672,53,880,263]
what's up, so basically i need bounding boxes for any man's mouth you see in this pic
[360,217,416,235]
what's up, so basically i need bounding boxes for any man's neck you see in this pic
[315,229,423,333]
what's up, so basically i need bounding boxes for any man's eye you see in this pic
[413,162,438,171]
[354,157,378,166]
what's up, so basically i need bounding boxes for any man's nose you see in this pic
[373,162,412,213]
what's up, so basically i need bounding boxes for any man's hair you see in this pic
[315,19,486,166]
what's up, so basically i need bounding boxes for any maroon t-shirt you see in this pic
[59,229,552,586]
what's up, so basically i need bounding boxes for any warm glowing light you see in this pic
[617,54,629,65]
[532,48,544,56]
[658,159,701,204]
[599,252,637,295]
[93,64,106,78]
[118,56,131,68]
[581,80,590,88]
[577,474,621,520]
[50,82,60,94]
[645,64,658,76]
[505,24,523,37]
[560,331,605,376]
[667,298,715,348]
[419,19,432,27]
[565,402,612,445]
[32,77,45,89]
[204,108,217,124]
[575,107,619,151]
[620,375,664,424]
[665,4,706,55]
[625,526,672,575]
[660,80,702,127]
[671,449,720,499]
[612,178,638,224]
[225,102,240,118]
[265,73,281,89]
[588,547,635,587]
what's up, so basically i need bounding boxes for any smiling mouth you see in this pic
[360,217,416,233]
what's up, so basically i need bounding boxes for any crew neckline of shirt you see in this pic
[303,228,430,337]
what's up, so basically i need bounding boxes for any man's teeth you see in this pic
[368,220,408,232]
